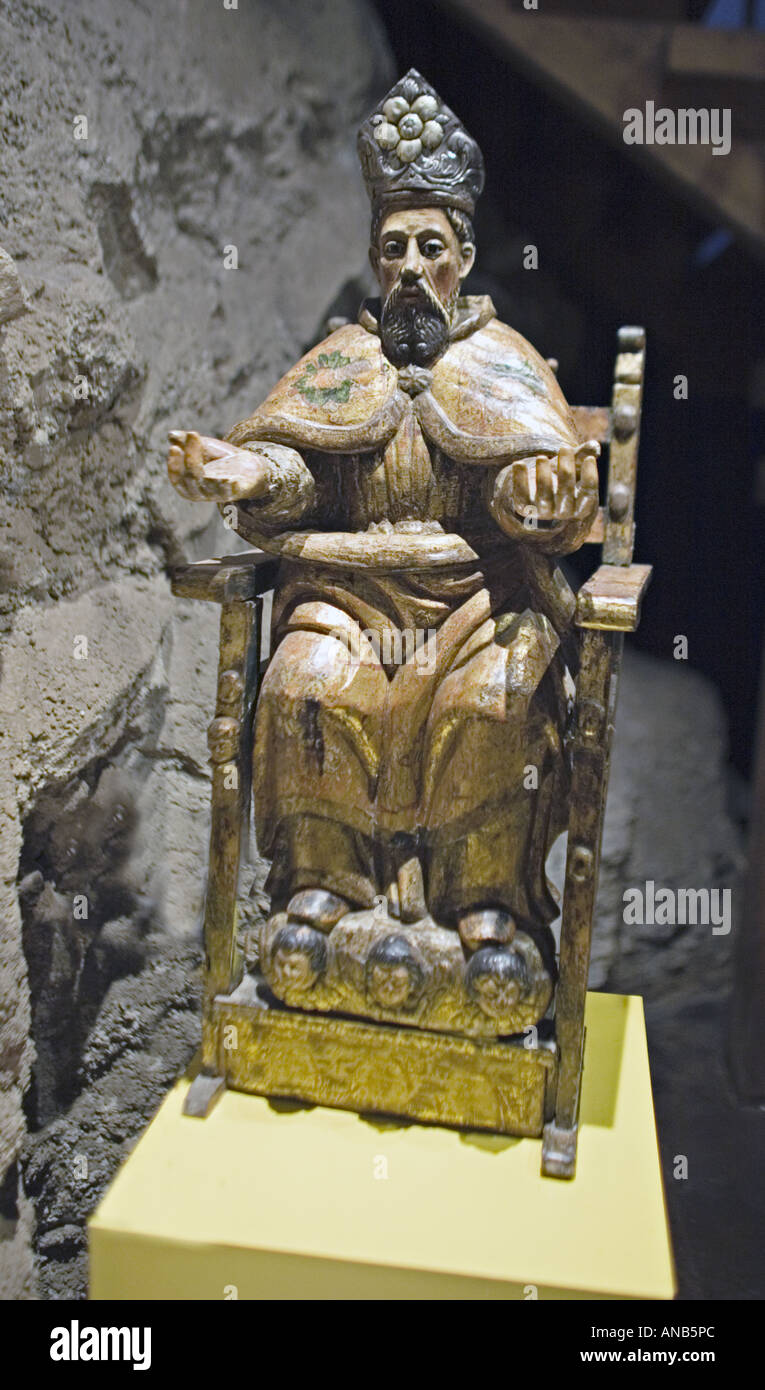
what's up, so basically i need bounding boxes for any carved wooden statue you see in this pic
[169,71,651,1177]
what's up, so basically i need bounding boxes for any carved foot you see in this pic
[286,888,350,931]
[458,907,516,953]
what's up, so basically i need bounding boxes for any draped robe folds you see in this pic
[226,297,591,934]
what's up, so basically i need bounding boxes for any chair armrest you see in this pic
[575,563,652,632]
[171,550,279,603]
[571,405,611,446]
[580,505,605,545]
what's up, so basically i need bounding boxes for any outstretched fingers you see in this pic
[556,446,576,518]
[576,438,601,463]
[167,430,233,501]
[167,443,187,493]
[511,460,532,518]
[168,437,201,500]
[535,455,554,518]
[576,452,600,518]
[184,431,206,482]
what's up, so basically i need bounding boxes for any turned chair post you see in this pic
[542,326,650,1178]
[200,595,258,1058]
[170,554,277,1097]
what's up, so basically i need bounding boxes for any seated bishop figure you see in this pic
[168,71,600,1039]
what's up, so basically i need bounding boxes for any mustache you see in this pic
[383,276,450,322]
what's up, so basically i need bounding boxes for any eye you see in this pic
[422,239,445,259]
[383,239,404,258]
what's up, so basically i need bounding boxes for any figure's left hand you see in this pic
[507,441,600,526]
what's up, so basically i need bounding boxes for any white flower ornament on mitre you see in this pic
[372,91,445,165]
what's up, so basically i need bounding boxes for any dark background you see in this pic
[371,0,765,780]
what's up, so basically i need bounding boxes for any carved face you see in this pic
[372,208,473,305]
[365,933,425,1010]
[369,961,413,1008]
[273,946,316,993]
[470,970,523,1016]
[270,924,327,995]
[465,947,528,1021]
[370,207,475,368]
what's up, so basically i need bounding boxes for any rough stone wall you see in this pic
[0,0,389,1298]
[595,650,742,997]
[0,0,744,1302]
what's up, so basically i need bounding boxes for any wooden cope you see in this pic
[544,327,650,1178]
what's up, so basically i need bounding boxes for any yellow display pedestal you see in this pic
[89,992,675,1300]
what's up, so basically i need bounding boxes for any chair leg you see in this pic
[541,1120,579,1179]
[184,594,263,1114]
[183,1072,226,1118]
[543,629,623,1178]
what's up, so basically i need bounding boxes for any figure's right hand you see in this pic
[167,431,272,503]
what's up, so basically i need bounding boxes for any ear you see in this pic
[459,242,476,281]
[369,244,380,279]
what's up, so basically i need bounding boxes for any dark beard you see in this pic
[379,284,451,368]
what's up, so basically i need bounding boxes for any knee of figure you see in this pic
[270,633,324,684]
[504,657,541,704]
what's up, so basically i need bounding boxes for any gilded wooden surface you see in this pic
[213,975,554,1136]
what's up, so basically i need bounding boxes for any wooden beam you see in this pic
[665,27,765,140]
[667,25,765,82]
[433,5,765,261]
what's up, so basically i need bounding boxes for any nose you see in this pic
[402,237,424,280]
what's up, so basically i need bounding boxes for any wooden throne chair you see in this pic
[171,325,651,1180]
